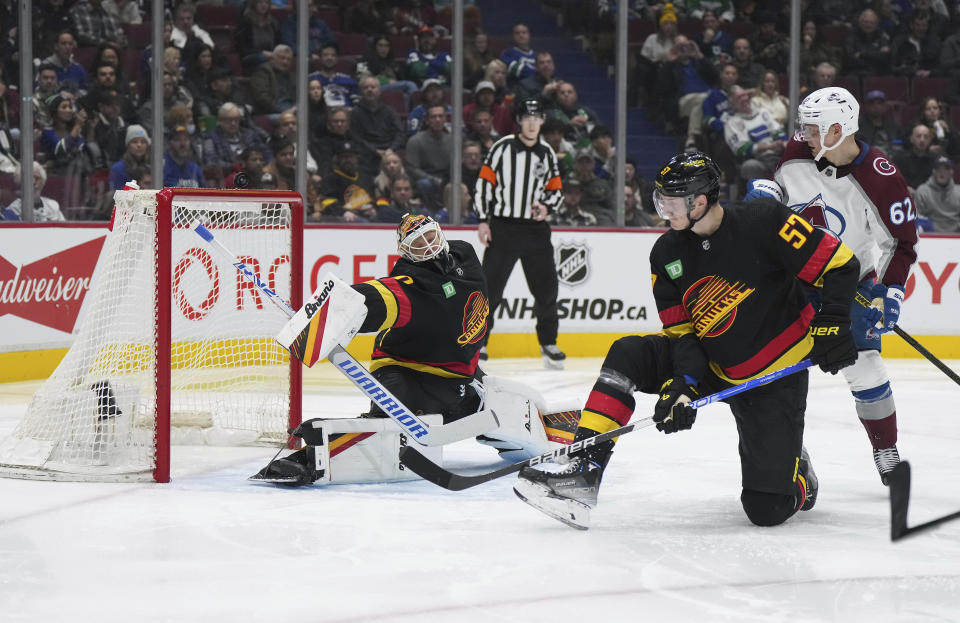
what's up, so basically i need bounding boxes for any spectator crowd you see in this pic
[0,0,958,231]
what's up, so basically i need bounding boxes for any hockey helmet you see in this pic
[653,151,722,221]
[397,213,449,262]
[797,87,859,161]
[515,98,546,122]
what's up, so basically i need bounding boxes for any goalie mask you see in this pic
[653,152,721,226]
[797,87,859,161]
[397,213,449,262]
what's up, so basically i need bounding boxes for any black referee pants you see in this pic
[482,218,559,346]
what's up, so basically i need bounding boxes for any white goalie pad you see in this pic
[478,376,569,459]
[306,416,444,485]
[276,272,368,367]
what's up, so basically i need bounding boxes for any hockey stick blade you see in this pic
[889,461,960,541]
[400,420,645,491]
[400,359,813,491]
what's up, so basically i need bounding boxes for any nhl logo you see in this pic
[555,242,590,287]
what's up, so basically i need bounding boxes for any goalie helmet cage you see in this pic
[0,188,303,483]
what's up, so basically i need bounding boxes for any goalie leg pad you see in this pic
[301,416,445,485]
[476,376,570,459]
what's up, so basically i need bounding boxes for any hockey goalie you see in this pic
[252,213,575,486]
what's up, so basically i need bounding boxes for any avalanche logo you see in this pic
[555,242,590,287]
[683,276,755,339]
[790,194,846,238]
[873,157,897,176]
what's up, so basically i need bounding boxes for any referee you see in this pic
[475,98,566,369]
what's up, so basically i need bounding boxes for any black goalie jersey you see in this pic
[650,199,860,384]
[352,240,489,380]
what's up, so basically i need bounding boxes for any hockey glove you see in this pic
[869,283,904,334]
[808,305,858,374]
[743,179,784,203]
[653,376,699,434]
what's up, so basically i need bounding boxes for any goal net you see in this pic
[0,188,303,482]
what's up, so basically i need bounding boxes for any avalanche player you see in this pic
[747,87,919,484]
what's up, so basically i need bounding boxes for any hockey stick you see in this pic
[190,220,498,447]
[855,292,960,387]
[400,358,814,491]
[888,461,960,541]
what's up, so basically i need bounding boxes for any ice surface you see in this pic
[1,358,958,622]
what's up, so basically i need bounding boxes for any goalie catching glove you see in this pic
[653,376,699,434]
[807,304,857,374]
[275,272,368,366]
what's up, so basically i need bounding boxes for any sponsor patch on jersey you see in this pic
[442,281,456,298]
[665,260,683,279]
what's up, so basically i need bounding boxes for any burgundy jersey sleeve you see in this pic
[776,133,810,171]
[851,148,919,285]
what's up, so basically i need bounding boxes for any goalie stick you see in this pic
[400,359,813,491]
[888,461,960,541]
[190,220,498,447]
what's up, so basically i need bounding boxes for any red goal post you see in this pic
[0,188,303,482]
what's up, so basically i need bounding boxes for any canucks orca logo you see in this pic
[790,193,846,237]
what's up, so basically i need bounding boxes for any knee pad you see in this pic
[841,350,896,419]
[740,489,798,527]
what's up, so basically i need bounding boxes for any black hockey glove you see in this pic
[653,377,699,434]
[808,305,858,374]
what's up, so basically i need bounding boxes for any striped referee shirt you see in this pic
[475,135,563,221]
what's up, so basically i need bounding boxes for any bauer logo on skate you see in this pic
[0,237,106,332]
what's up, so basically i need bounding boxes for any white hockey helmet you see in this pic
[397,213,449,262]
[797,87,859,161]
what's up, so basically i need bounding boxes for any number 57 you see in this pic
[778,213,814,249]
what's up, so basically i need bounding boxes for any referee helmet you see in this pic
[515,98,546,122]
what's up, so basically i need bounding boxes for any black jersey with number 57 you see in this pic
[650,198,861,384]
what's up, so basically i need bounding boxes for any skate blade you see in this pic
[248,473,302,484]
[514,478,591,530]
[542,356,565,370]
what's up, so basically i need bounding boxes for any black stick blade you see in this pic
[888,461,912,541]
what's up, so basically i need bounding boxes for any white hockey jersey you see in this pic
[774,134,918,286]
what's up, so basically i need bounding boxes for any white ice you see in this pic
[1,358,958,623]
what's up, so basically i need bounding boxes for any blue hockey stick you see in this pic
[400,359,814,490]
[191,220,498,446]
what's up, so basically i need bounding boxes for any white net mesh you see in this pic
[0,190,298,481]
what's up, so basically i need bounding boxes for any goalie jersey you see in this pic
[651,199,860,384]
[352,240,489,380]
[774,135,918,286]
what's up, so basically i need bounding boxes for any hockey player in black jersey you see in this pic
[257,214,491,485]
[515,152,862,530]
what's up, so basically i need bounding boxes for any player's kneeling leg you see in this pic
[740,489,800,527]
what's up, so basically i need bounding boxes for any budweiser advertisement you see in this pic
[1,226,959,354]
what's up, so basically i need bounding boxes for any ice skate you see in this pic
[798,446,818,511]
[513,441,612,529]
[249,448,320,487]
[873,445,900,486]
[540,344,566,370]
